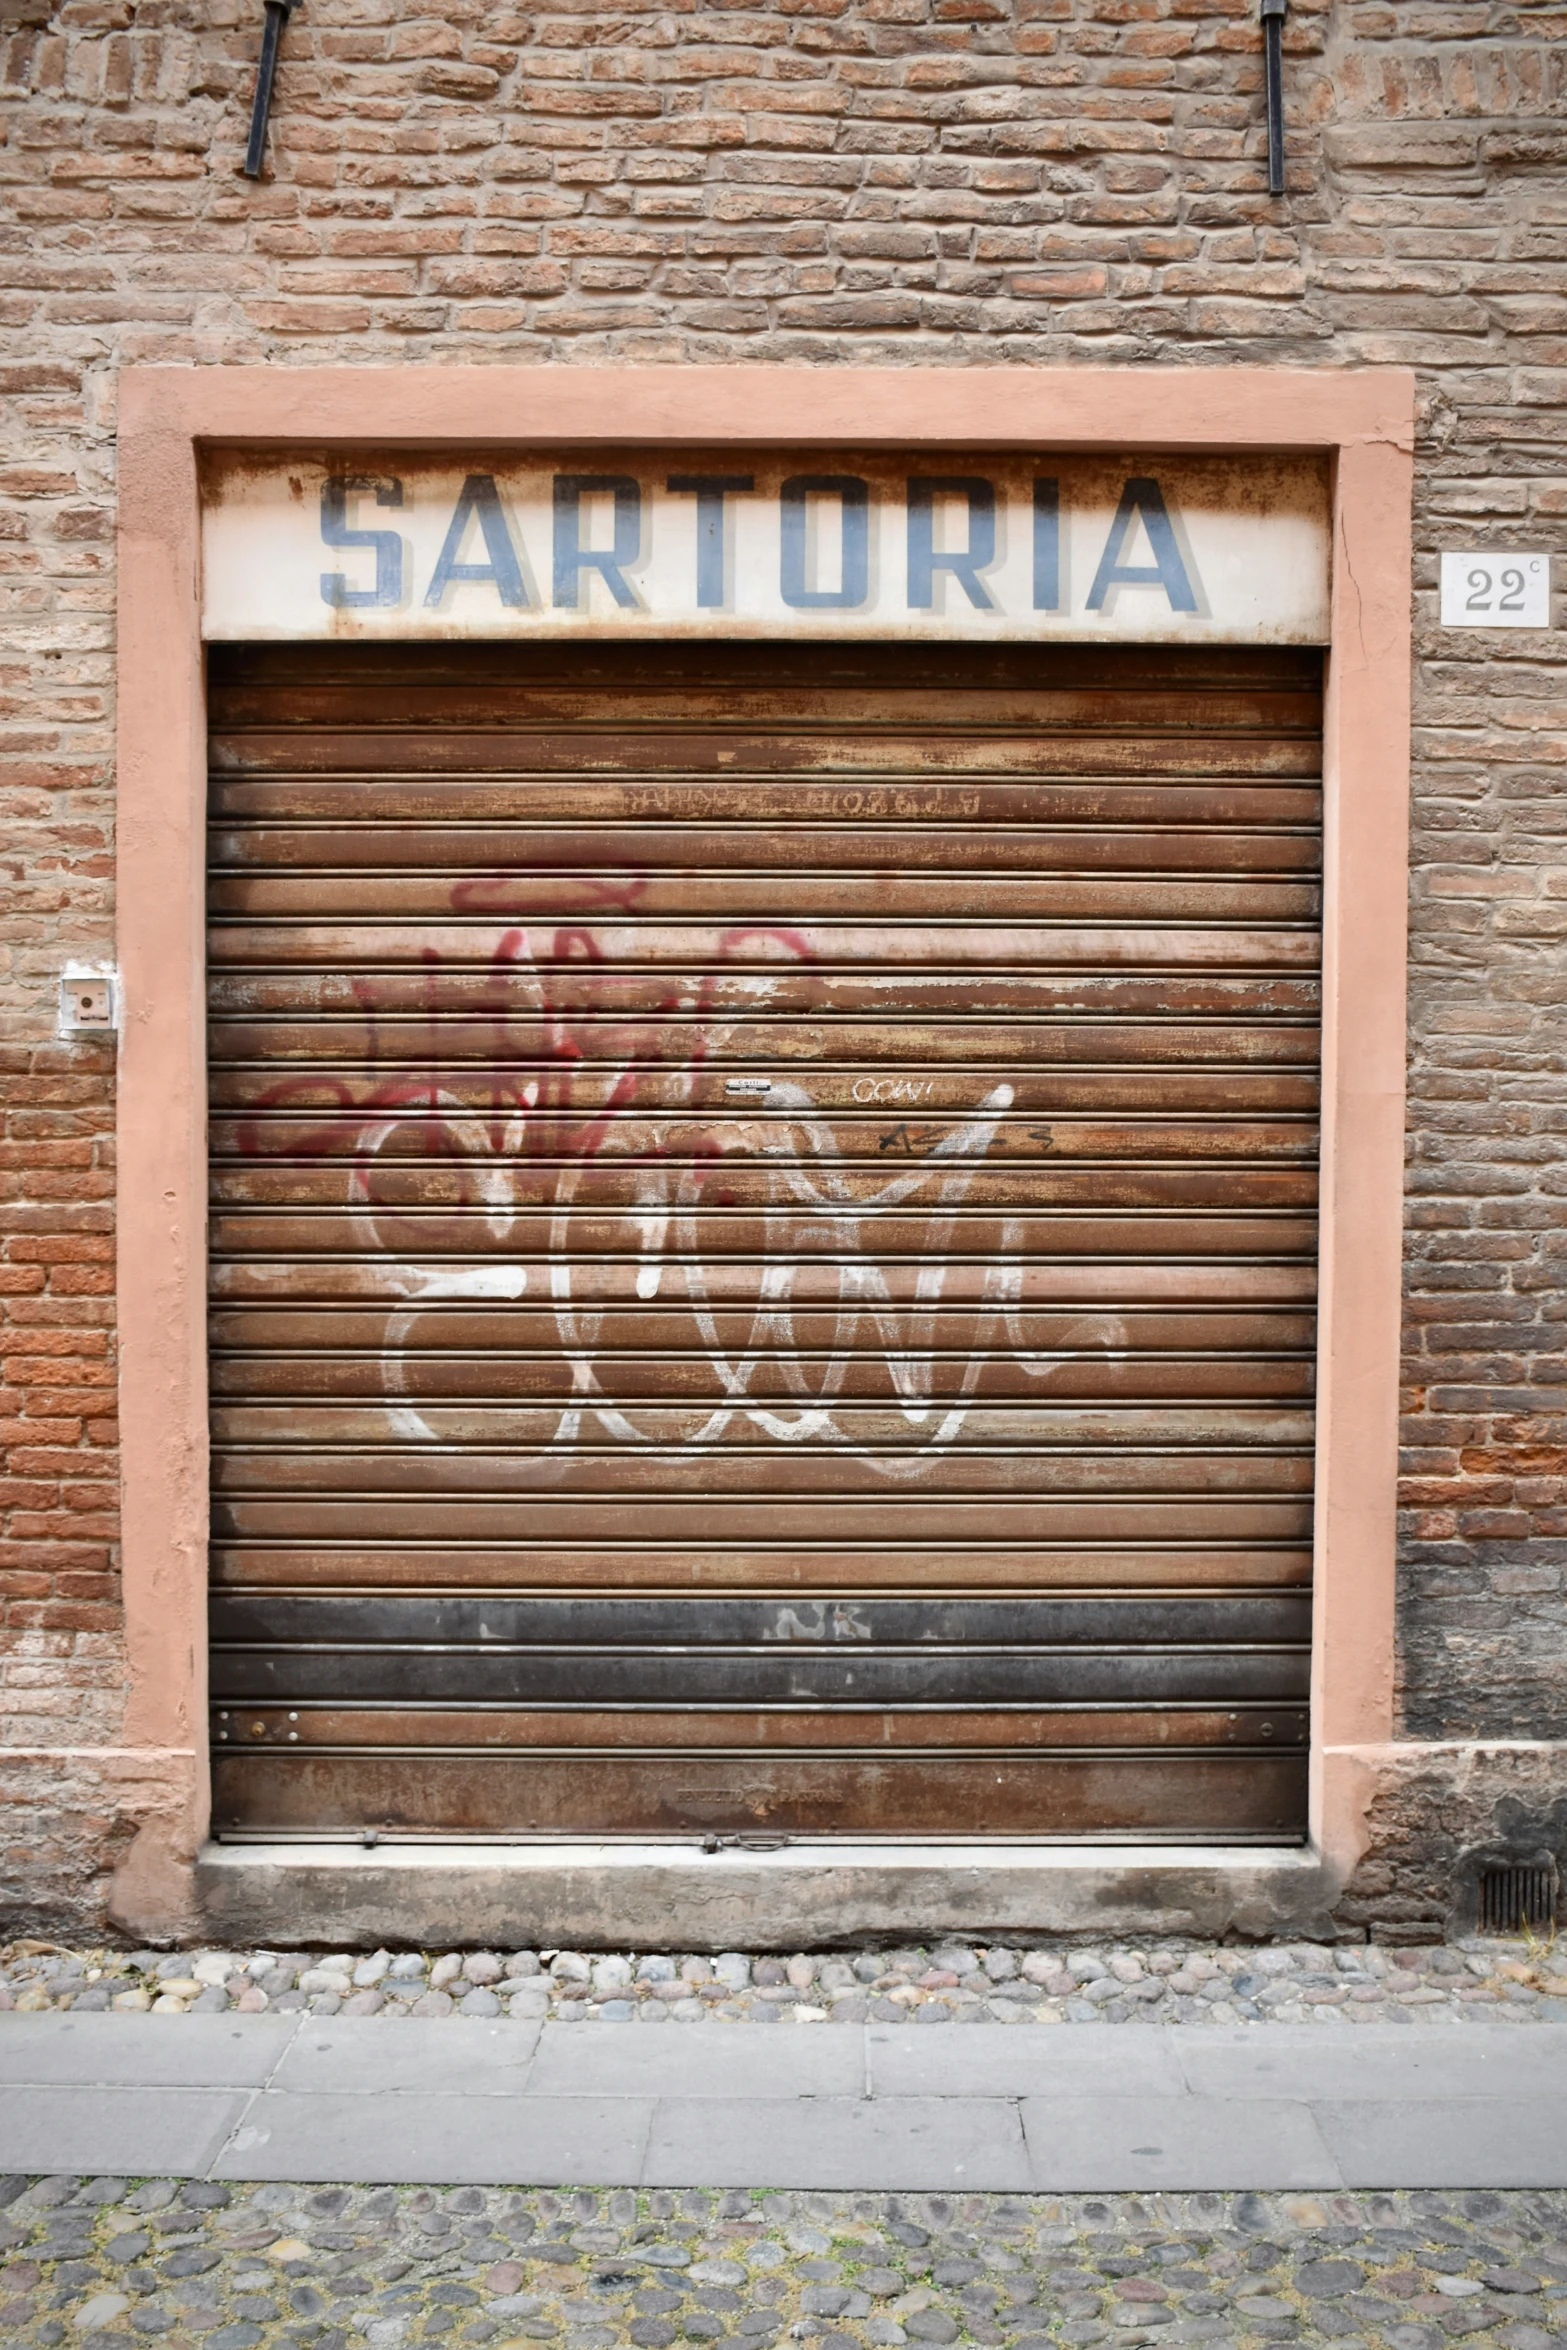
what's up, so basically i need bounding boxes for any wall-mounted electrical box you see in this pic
[59,964,120,1037]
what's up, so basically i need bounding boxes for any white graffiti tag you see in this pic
[344,930,1113,1478]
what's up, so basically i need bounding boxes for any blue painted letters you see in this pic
[780,476,870,610]
[906,477,996,609]
[1086,477,1198,613]
[424,475,526,609]
[667,475,755,608]
[312,464,1216,626]
[320,476,403,609]
[1032,477,1060,611]
[553,476,641,608]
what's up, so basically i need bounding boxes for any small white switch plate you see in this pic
[59,963,120,1036]
[1440,551,1552,628]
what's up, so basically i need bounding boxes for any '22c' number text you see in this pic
[1466,564,1528,614]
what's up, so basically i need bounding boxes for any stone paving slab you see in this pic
[0,2012,296,2087]
[865,2026,1188,2099]
[644,2099,1032,2194]
[1020,2094,1339,2193]
[0,2084,252,2176]
[1315,2101,1567,2192]
[214,2094,658,2188]
[271,2019,543,2097]
[1174,2027,1567,2103]
[5,2017,1567,2191]
[7,2173,1567,2350]
[528,2021,868,2100]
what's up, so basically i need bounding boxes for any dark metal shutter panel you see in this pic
[206,642,1321,1840]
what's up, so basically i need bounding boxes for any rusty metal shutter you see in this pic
[206,641,1321,1841]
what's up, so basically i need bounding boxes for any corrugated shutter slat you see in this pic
[207,642,1321,1841]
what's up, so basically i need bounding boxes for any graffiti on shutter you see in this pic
[206,640,1321,1838]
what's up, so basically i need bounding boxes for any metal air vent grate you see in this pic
[1476,1863,1556,1937]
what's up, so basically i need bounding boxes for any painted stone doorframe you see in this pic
[112,365,1415,1939]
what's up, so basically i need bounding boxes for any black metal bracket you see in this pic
[242,0,298,181]
[1261,0,1287,196]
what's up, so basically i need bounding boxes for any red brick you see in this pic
[0,0,1561,1939]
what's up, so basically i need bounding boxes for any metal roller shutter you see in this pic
[206,641,1322,1841]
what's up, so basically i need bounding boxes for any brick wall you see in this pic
[1,0,1564,1931]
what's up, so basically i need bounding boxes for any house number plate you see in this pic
[1440,551,1552,628]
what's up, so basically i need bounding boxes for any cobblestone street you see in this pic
[4,1942,1565,2029]
[4,2176,1567,2350]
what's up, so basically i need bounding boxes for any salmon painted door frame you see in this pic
[112,364,1414,1938]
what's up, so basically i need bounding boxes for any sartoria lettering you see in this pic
[202,449,1331,645]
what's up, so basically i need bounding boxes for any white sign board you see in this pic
[201,450,1331,645]
[1439,551,1552,629]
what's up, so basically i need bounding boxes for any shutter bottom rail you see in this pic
[210,1747,1309,1836]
